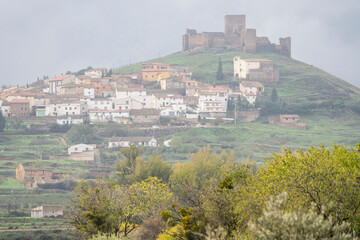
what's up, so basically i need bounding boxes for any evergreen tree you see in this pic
[0,111,5,132]
[107,69,113,77]
[271,88,278,102]
[216,57,224,81]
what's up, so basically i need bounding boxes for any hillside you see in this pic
[113,48,360,162]
[114,48,360,101]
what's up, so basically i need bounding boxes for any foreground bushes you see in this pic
[67,144,360,239]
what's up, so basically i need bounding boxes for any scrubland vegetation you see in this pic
[66,143,360,239]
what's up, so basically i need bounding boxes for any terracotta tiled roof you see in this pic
[10,99,30,103]
[130,109,160,115]
[46,75,73,82]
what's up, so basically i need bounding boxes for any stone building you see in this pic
[234,56,279,84]
[182,15,291,57]
[130,109,160,124]
[268,114,306,130]
[31,205,63,218]
[8,99,31,117]
[15,163,53,187]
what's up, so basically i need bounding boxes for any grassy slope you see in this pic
[114,48,360,100]
[156,111,360,163]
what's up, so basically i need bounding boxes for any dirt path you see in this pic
[59,136,69,147]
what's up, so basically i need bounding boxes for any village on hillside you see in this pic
[0,15,310,194]
[1,11,359,240]
[0,15,308,190]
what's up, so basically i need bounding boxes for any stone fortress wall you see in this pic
[182,15,291,57]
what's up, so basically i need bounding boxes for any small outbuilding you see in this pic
[31,205,63,218]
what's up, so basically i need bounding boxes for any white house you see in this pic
[233,56,279,83]
[196,86,230,114]
[89,109,130,123]
[83,86,95,99]
[108,137,157,148]
[160,104,187,117]
[239,81,264,104]
[56,117,84,125]
[46,101,88,117]
[116,87,147,99]
[68,144,94,154]
[152,94,184,109]
[86,98,114,110]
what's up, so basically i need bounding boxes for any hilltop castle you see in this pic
[182,15,291,57]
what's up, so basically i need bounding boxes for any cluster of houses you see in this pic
[0,57,279,124]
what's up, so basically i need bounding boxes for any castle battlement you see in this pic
[182,15,291,57]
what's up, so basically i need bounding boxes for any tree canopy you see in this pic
[67,144,360,239]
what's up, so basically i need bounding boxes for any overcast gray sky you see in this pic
[0,0,359,87]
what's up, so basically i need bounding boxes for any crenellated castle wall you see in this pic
[182,15,291,57]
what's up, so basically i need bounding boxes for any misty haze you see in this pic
[0,1,360,240]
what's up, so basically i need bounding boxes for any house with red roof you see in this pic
[44,75,76,94]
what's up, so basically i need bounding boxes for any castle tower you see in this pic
[224,15,246,36]
[182,34,189,51]
[279,37,291,57]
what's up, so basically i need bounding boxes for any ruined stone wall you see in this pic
[15,164,25,182]
[249,68,279,84]
[187,33,210,50]
[69,151,95,163]
[237,110,260,122]
[43,206,63,217]
[182,15,291,57]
